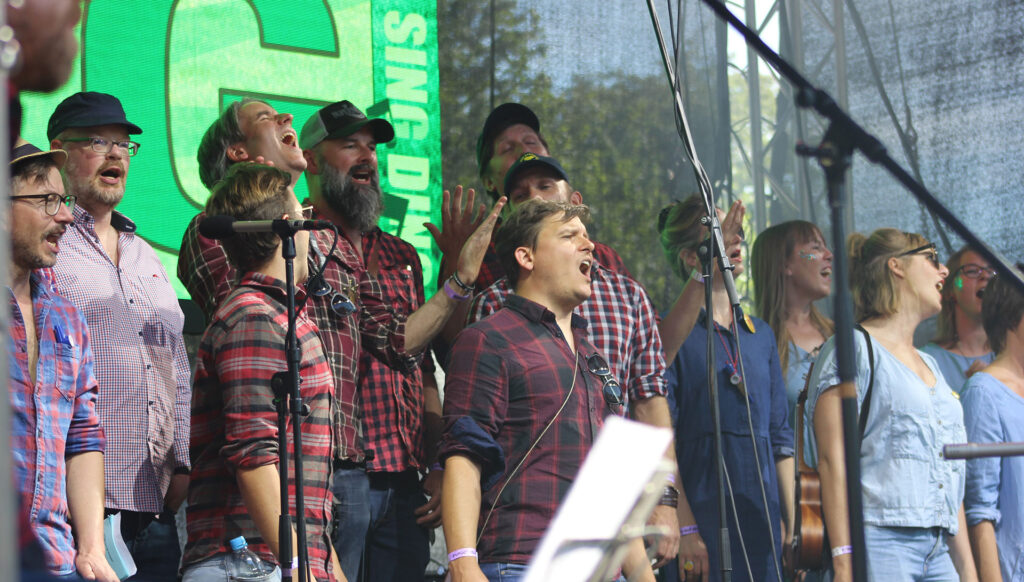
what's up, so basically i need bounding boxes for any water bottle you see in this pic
[227,536,276,579]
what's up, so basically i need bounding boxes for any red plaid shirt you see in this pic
[439,295,613,564]
[178,213,416,462]
[359,228,434,472]
[183,273,336,581]
[9,273,106,576]
[468,261,668,406]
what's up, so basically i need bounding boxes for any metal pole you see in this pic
[745,0,766,235]
[0,0,15,578]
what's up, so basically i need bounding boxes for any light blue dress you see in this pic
[921,343,995,394]
[963,371,1024,581]
[785,341,817,413]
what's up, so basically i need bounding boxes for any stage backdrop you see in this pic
[21,0,443,299]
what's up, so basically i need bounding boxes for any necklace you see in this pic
[715,324,744,392]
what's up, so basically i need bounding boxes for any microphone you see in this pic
[199,215,333,240]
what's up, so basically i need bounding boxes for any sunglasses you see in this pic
[586,353,623,408]
[897,243,939,269]
[307,273,357,317]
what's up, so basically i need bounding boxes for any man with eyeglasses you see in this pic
[440,199,653,582]
[47,92,191,581]
[8,141,117,582]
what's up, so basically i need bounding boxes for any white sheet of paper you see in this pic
[524,415,673,582]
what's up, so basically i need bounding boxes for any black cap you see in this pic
[10,138,67,170]
[300,100,395,150]
[476,103,540,176]
[47,92,142,141]
[503,152,570,196]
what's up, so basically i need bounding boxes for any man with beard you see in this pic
[8,141,116,582]
[47,92,191,581]
[300,100,442,581]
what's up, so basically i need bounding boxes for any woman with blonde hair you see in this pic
[751,220,834,413]
[806,228,977,582]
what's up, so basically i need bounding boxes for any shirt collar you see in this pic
[505,294,588,331]
[72,205,137,234]
[238,271,309,306]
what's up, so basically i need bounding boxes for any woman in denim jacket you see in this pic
[806,228,978,582]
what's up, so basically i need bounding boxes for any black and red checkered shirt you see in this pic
[178,214,417,462]
[439,295,613,565]
[183,273,337,581]
[359,228,434,472]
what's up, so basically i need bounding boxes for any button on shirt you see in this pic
[439,295,612,565]
[9,273,106,575]
[50,207,190,513]
[468,259,667,407]
[184,273,336,581]
[806,332,966,534]
[178,214,416,462]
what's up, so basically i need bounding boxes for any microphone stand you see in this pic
[683,3,1024,582]
[269,224,310,582]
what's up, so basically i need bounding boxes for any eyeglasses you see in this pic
[62,137,140,157]
[307,273,357,317]
[301,205,315,220]
[897,243,939,269]
[954,263,996,280]
[10,193,77,216]
[586,353,623,407]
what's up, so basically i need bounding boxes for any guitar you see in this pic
[787,368,827,575]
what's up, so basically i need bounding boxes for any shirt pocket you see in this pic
[53,343,81,421]
[886,405,933,462]
[374,263,418,311]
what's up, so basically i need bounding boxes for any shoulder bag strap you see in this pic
[855,324,876,438]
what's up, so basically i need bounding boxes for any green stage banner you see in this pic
[21,0,443,298]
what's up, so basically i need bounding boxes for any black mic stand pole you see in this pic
[270,226,310,582]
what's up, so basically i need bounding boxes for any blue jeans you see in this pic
[181,554,281,581]
[123,514,182,582]
[332,466,371,581]
[479,563,528,582]
[363,471,431,582]
[864,525,956,582]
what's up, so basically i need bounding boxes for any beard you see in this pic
[64,159,125,208]
[320,162,383,233]
[12,227,64,272]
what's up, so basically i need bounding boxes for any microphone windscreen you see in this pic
[198,215,237,239]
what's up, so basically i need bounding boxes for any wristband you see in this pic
[666,474,676,486]
[450,270,475,293]
[690,269,706,284]
[658,485,679,508]
[443,278,472,301]
[431,462,443,472]
[282,557,299,575]
[831,545,853,558]
[679,525,699,536]
[447,548,478,563]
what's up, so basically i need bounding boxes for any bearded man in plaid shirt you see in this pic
[439,199,655,582]
[182,163,344,581]
[8,141,116,581]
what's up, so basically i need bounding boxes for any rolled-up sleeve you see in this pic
[963,385,1002,526]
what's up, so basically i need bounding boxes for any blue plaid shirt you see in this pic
[9,272,106,575]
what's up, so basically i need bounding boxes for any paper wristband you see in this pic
[448,548,478,563]
[831,545,853,558]
[679,525,700,536]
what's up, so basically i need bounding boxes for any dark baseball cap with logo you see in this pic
[47,92,142,141]
[502,152,570,196]
[476,103,540,176]
[300,100,395,150]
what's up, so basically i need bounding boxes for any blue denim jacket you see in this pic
[805,331,965,534]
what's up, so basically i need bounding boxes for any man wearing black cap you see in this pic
[48,92,191,581]
[301,100,488,581]
[8,141,116,581]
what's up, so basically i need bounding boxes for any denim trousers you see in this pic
[864,525,957,582]
[363,470,431,582]
[479,563,528,582]
[181,554,281,582]
[332,466,371,581]
[121,512,182,582]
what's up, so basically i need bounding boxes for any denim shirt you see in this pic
[963,372,1024,581]
[805,331,966,534]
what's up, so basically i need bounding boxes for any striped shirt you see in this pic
[468,260,668,406]
[9,272,106,575]
[50,206,190,513]
[183,273,336,581]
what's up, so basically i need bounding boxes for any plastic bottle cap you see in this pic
[229,536,248,551]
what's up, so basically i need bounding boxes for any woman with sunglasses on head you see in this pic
[750,221,835,416]
[922,246,997,393]
[962,263,1024,582]
[806,228,977,582]
[657,194,794,582]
